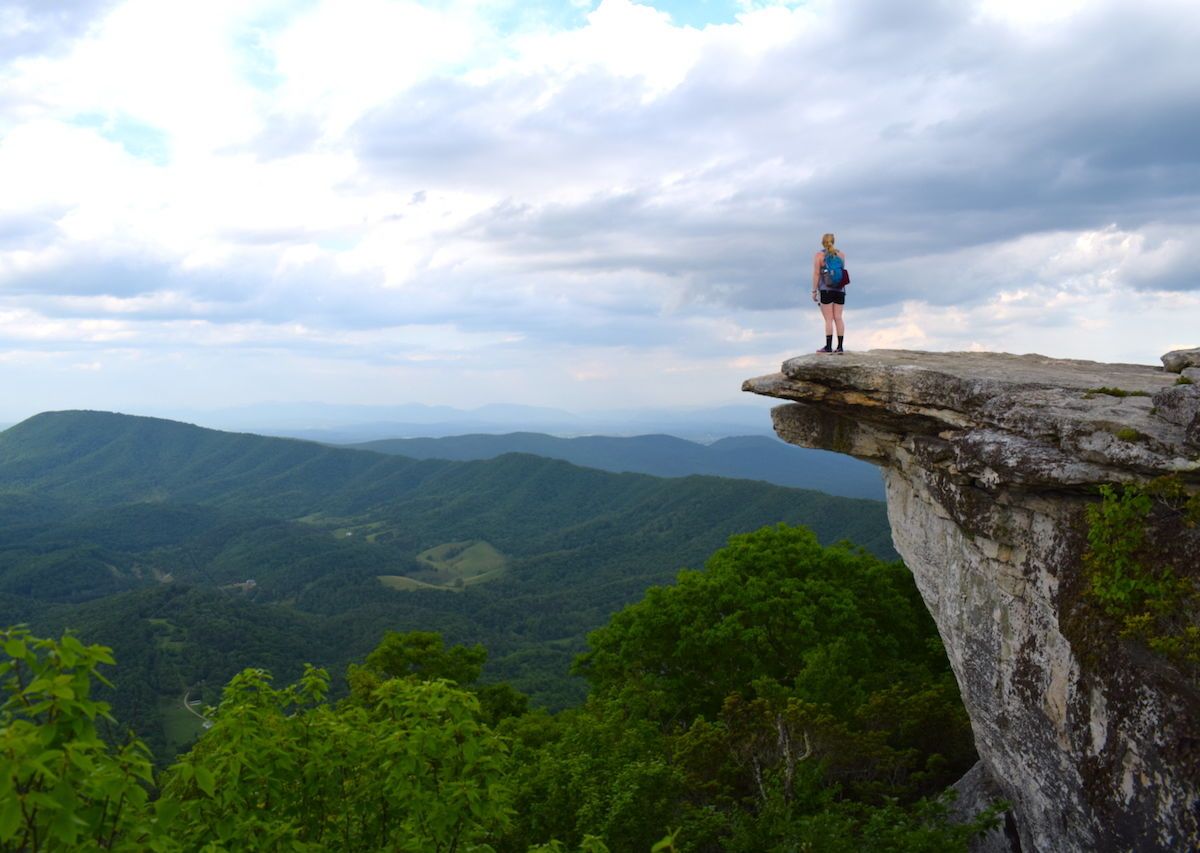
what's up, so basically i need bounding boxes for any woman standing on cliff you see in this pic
[812,233,847,353]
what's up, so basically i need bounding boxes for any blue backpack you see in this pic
[822,251,845,289]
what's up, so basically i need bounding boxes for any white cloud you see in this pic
[499,0,706,97]
[9,0,261,153]
[976,0,1089,28]
[270,0,482,134]
[0,0,1197,420]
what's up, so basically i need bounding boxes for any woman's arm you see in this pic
[812,252,822,291]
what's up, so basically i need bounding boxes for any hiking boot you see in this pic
[816,346,833,353]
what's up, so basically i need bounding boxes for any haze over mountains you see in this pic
[42,397,885,498]
[119,401,781,443]
[354,432,884,500]
[0,410,895,758]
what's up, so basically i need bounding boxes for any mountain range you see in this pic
[117,401,783,443]
[0,410,896,758]
[349,432,884,500]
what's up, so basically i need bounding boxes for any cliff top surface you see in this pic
[743,349,1200,486]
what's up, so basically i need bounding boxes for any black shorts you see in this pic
[819,289,846,305]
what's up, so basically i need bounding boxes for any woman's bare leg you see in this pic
[820,303,834,335]
[832,303,845,336]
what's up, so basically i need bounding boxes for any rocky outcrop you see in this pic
[743,350,1200,853]
[949,762,1021,853]
[1161,347,1200,374]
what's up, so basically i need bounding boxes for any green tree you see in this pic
[1,626,686,852]
[477,682,531,726]
[347,630,531,727]
[577,525,958,739]
[0,627,173,852]
[163,664,513,851]
[500,700,685,852]
[561,525,982,850]
[349,630,486,693]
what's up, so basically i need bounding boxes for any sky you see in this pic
[1,0,1198,423]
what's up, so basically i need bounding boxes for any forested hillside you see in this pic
[351,432,885,500]
[1,527,996,852]
[0,411,897,759]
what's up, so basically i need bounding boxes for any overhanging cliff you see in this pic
[744,349,1200,853]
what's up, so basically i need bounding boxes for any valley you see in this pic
[0,410,896,761]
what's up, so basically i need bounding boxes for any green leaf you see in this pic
[195,765,216,797]
[0,792,21,840]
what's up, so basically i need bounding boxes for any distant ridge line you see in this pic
[349,431,885,501]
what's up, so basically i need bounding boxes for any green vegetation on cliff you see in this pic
[1083,478,1200,667]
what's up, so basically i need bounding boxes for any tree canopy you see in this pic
[0,524,999,852]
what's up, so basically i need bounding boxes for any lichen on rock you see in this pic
[743,349,1200,853]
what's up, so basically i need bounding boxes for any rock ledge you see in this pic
[743,349,1199,853]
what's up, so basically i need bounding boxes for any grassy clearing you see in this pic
[296,513,392,541]
[463,567,507,586]
[327,520,390,541]
[379,540,508,592]
[378,575,457,592]
[159,695,205,755]
[416,540,507,582]
[149,618,186,652]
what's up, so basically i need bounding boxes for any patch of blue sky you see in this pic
[638,0,749,28]
[317,236,358,252]
[226,1,768,91]
[469,0,592,36]
[475,1,753,34]
[68,112,170,165]
[234,28,285,92]
[230,2,319,92]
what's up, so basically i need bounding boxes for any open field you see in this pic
[149,618,187,652]
[377,574,454,592]
[415,540,506,582]
[377,540,507,592]
[158,695,205,755]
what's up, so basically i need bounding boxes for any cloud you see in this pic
[0,0,1197,418]
[0,0,118,61]
[344,0,1200,318]
[0,211,60,248]
[1117,227,1200,292]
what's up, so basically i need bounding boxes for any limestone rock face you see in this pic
[743,350,1200,853]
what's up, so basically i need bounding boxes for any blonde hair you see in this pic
[821,233,836,246]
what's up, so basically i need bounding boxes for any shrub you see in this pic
[1083,483,1200,666]
[0,628,171,852]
